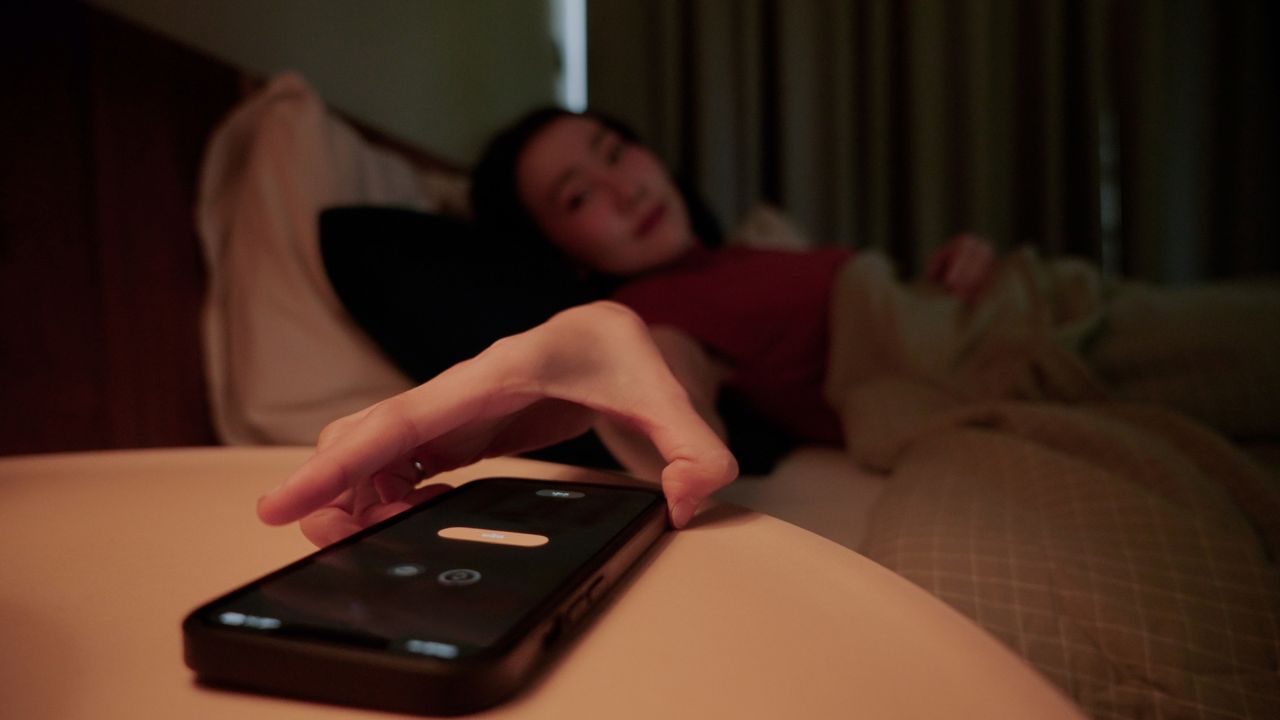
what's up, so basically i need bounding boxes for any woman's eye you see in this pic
[605,141,624,165]
[566,191,588,211]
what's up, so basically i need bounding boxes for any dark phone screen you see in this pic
[197,479,661,659]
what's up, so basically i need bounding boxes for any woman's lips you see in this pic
[635,203,668,237]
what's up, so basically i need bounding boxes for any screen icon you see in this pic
[387,563,426,578]
[437,568,482,586]
[537,489,585,499]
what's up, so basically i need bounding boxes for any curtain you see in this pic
[587,0,1278,281]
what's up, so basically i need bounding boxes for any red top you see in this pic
[612,245,852,444]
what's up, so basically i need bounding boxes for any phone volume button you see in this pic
[543,616,565,648]
[585,575,605,601]
[566,593,591,626]
[547,577,605,648]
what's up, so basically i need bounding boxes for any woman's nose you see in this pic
[602,171,645,211]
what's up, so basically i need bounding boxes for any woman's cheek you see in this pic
[567,214,617,258]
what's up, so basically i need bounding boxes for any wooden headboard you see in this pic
[0,6,457,456]
[1,6,230,454]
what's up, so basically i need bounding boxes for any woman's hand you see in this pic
[926,233,997,303]
[256,301,739,546]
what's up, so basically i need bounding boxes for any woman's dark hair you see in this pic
[469,107,723,277]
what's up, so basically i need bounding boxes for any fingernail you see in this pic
[670,499,696,529]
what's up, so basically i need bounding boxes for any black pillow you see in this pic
[320,206,596,382]
[319,205,794,473]
[320,206,617,468]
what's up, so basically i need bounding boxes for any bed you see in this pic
[198,74,1280,719]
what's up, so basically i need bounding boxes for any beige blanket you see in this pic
[826,252,1280,719]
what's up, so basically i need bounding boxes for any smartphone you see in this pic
[183,477,668,715]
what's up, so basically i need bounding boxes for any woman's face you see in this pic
[515,115,696,276]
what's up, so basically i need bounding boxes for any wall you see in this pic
[86,0,559,164]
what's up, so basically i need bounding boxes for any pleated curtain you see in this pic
[587,0,1278,281]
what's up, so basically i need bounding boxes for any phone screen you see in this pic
[194,479,661,659]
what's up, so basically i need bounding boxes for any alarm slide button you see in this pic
[437,526,550,547]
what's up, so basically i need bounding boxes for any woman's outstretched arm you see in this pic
[257,301,739,546]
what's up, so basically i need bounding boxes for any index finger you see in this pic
[256,354,527,525]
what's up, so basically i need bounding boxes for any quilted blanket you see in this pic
[826,251,1280,718]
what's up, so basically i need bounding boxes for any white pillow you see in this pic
[727,204,815,252]
[196,72,465,445]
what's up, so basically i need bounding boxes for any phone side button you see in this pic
[584,575,605,602]
[565,593,591,626]
[542,616,564,648]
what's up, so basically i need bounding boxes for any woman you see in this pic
[471,108,994,459]
[262,108,1000,546]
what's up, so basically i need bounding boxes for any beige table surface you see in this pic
[0,447,1084,719]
